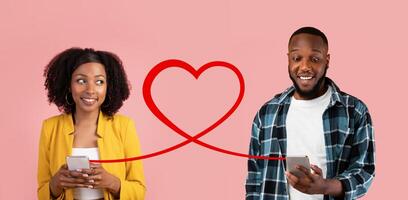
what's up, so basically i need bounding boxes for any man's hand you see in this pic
[285,164,343,197]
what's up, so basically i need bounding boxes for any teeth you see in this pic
[300,76,312,80]
[82,98,96,103]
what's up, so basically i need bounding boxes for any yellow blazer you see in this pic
[37,112,146,200]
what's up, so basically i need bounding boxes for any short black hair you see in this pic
[43,47,131,116]
[289,26,328,47]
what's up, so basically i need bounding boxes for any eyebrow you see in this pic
[74,73,106,78]
[289,48,323,53]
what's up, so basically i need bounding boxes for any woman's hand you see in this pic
[82,163,121,198]
[50,164,89,198]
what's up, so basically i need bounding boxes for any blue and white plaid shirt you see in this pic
[246,78,375,200]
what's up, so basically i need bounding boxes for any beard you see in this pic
[289,65,328,99]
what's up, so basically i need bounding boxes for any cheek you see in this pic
[316,65,327,74]
[288,65,298,74]
[70,85,81,97]
[97,86,107,96]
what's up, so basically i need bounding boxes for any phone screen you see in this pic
[66,156,90,170]
[286,156,311,177]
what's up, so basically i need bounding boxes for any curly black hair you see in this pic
[44,47,130,116]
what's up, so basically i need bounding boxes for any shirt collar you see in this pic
[62,111,108,138]
[276,77,346,107]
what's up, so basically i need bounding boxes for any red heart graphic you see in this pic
[143,59,245,153]
[91,59,283,163]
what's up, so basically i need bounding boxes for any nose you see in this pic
[85,82,96,94]
[299,59,312,72]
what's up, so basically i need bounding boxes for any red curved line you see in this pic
[90,136,195,163]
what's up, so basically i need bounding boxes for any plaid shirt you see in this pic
[246,78,375,200]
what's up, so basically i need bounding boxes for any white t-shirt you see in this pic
[71,147,104,200]
[286,86,332,200]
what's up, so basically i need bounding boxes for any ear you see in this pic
[287,52,290,62]
[326,54,330,68]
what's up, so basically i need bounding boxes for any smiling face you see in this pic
[288,33,330,100]
[70,62,107,114]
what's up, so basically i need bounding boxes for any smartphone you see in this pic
[66,156,90,171]
[286,156,311,177]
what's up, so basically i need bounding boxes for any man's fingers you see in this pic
[286,171,312,194]
[310,165,323,176]
[297,165,311,175]
[286,172,298,186]
[287,169,313,186]
[297,186,309,194]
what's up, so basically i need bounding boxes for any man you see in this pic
[245,27,375,200]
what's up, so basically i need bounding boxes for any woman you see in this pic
[38,48,146,199]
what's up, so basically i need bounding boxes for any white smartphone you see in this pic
[66,156,90,171]
[286,156,311,177]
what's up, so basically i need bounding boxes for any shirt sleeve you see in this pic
[118,118,146,199]
[245,112,262,200]
[335,107,375,200]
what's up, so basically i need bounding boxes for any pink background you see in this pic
[0,0,405,199]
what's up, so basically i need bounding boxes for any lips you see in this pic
[80,97,98,106]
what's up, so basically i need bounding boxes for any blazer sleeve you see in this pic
[119,118,146,199]
[37,120,64,200]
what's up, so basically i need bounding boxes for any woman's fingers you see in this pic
[89,163,101,168]
[87,174,103,181]
[60,181,87,188]
[61,174,88,183]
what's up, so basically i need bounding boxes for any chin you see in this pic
[78,106,100,113]
[298,86,315,94]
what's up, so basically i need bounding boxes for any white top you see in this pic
[286,86,332,200]
[71,147,104,200]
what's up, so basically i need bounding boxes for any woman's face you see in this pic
[70,62,107,114]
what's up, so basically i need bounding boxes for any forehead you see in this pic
[289,33,327,52]
[73,62,106,76]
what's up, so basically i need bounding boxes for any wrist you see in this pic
[108,176,121,197]
[324,179,343,197]
[50,176,63,198]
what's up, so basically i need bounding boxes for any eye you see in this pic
[292,55,302,62]
[76,79,86,84]
[311,57,320,63]
[96,80,105,86]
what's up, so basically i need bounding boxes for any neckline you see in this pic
[290,86,332,107]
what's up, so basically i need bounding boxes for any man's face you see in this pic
[288,33,330,100]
